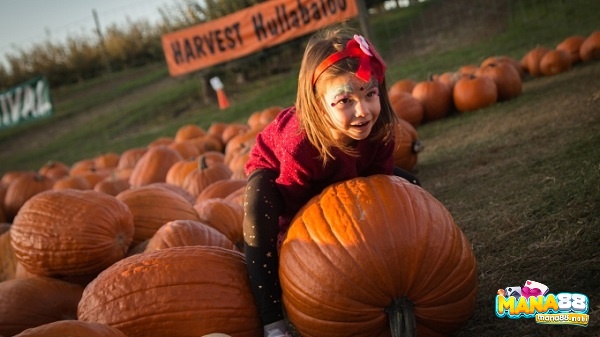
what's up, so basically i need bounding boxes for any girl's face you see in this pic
[321,74,381,142]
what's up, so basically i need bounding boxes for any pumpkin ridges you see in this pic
[280,175,477,336]
[10,189,134,278]
[77,246,262,337]
[145,219,236,252]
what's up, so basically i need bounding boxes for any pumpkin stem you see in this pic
[386,297,416,337]
[198,155,208,170]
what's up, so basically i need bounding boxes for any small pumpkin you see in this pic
[388,79,416,96]
[93,152,120,169]
[393,119,423,172]
[13,320,128,337]
[78,246,262,337]
[556,35,587,64]
[411,79,452,122]
[38,160,70,180]
[520,46,551,77]
[4,172,54,222]
[279,175,477,336]
[182,156,233,197]
[539,49,571,76]
[196,178,247,204]
[117,147,148,170]
[52,175,92,190]
[389,91,424,128]
[128,145,183,188]
[475,61,522,101]
[174,123,206,142]
[0,277,84,337]
[453,75,498,112]
[579,30,600,62]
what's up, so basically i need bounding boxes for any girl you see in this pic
[243,26,420,337]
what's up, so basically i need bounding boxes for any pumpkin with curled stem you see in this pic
[279,175,477,337]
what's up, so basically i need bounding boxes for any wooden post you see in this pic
[355,0,374,41]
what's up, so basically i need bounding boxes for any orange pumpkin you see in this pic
[196,178,247,204]
[393,119,423,172]
[182,156,233,197]
[0,277,83,337]
[0,230,17,282]
[13,320,128,337]
[174,123,206,142]
[389,91,424,128]
[580,30,600,62]
[78,246,262,337]
[116,185,201,246]
[93,152,120,169]
[4,172,54,222]
[279,175,477,336]
[145,219,236,252]
[11,189,134,278]
[521,46,551,77]
[388,79,416,96]
[128,145,183,188]
[475,61,522,101]
[539,49,571,76]
[52,175,92,190]
[556,35,587,64]
[453,75,498,112]
[117,147,148,170]
[480,56,524,79]
[38,160,70,180]
[411,79,452,122]
[194,198,244,248]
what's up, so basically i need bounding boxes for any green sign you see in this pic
[0,76,53,129]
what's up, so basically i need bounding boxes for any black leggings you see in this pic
[243,168,420,325]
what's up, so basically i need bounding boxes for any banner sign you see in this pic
[161,0,359,77]
[0,76,53,129]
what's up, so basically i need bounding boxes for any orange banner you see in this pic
[161,0,359,77]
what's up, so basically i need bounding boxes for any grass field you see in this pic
[1,0,599,335]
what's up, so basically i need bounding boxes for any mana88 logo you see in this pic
[495,280,590,327]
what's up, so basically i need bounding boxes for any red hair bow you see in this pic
[312,34,386,86]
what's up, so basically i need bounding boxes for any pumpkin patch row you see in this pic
[388,30,600,126]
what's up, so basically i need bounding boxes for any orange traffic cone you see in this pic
[216,88,229,110]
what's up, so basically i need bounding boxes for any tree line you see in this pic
[0,0,416,91]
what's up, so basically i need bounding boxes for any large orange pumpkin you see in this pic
[389,91,424,128]
[10,189,134,279]
[78,246,262,337]
[279,175,477,337]
[0,276,84,337]
[13,320,128,337]
[556,35,586,64]
[194,198,244,248]
[520,46,551,77]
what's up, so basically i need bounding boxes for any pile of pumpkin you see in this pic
[0,96,478,336]
[388,30,600,128]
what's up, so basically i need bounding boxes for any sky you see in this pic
[0,0,171,68]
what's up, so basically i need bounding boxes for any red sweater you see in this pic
[245,106,394,234]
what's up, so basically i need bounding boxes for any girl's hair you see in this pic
[296,26,397,164]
